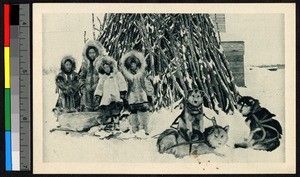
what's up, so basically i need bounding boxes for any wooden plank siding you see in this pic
[221,41,245,87]
[209,14,226,33]
[209,14,245,87]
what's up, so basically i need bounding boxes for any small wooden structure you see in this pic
[221,41,245,87]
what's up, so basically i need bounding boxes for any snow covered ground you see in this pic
[42,66,285,163]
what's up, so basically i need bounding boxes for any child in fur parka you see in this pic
[54,56,81,113]
[94,56,127,130]
[120,51,154,135]
[78,40,105,111]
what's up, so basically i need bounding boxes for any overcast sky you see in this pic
[42,13,284,70]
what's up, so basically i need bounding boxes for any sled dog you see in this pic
[235,96,282,151]
[157,125,229,158]
[171,90,205,142]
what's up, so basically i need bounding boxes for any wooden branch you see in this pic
[92,13,96,40]
[97,13,238,113]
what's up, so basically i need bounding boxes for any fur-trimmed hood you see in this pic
[60,55,76,73]
[94,56,118,75]
[120,50,147,80]
[82,40,105,67]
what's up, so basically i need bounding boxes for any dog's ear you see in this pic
[254,98,260,106]
[236,93,242,102]
[248,97,260,107]
[205,127,215,135]
[187,89,194,96]
[223,125,230,133]
[249,98,255,105]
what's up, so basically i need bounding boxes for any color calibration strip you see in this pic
[4,4,31,171]
[4,4,12,171]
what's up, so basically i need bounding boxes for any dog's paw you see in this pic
[234,144,239,148]
[234,143,248,148]
[157,145,165,154]
[234,143,241,148]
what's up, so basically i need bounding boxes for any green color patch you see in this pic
[5,89,11,130]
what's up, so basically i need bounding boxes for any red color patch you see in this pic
[4,4,10,47]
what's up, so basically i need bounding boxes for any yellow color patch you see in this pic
[4,47,10,88]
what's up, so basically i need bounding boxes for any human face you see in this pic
[103,64,111,74]
[88,48,97,60]
[64,61,72,72]
[131,62,137,71]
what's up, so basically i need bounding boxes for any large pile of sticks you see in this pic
[98,14,239,114]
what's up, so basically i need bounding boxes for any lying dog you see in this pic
[171,90,205,142]
[235,96,282,151]
[157,124,229,158]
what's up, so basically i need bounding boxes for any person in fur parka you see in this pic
[54,55,81,113]
[78,40,105,112]
[94,56,127,130]
[120,51,154,135]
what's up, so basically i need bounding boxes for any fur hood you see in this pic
[94,56,118,74]
[120,50,147,80]
[60,55,76,73]
[82,40,105,67]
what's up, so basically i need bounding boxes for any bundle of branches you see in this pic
[98,14,239,114]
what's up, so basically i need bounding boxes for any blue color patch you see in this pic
[5,131,12,171]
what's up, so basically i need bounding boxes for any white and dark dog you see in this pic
[172,90,205,142]
[235,96,282,151]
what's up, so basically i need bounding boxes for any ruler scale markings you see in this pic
[19,4,31,171]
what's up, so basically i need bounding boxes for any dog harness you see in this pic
[248,109,282,144]
[170,102,203,129]
[185,102,203,115]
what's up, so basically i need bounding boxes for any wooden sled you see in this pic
[50,108,131,133]
[50,112,102,132]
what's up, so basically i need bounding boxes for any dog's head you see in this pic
[237,96,260,116]
[186,90,203,107]
[204,125,229,148]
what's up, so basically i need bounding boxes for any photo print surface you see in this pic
[33,3,295,174]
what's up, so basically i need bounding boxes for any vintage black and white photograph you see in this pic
[33,3,295,174]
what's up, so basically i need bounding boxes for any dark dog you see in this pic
[235,96,282,151]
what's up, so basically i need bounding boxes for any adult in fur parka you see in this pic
[54,55,81,113]
[78,40,105,112]
[120,51,154,135]
[94,56,127,130]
